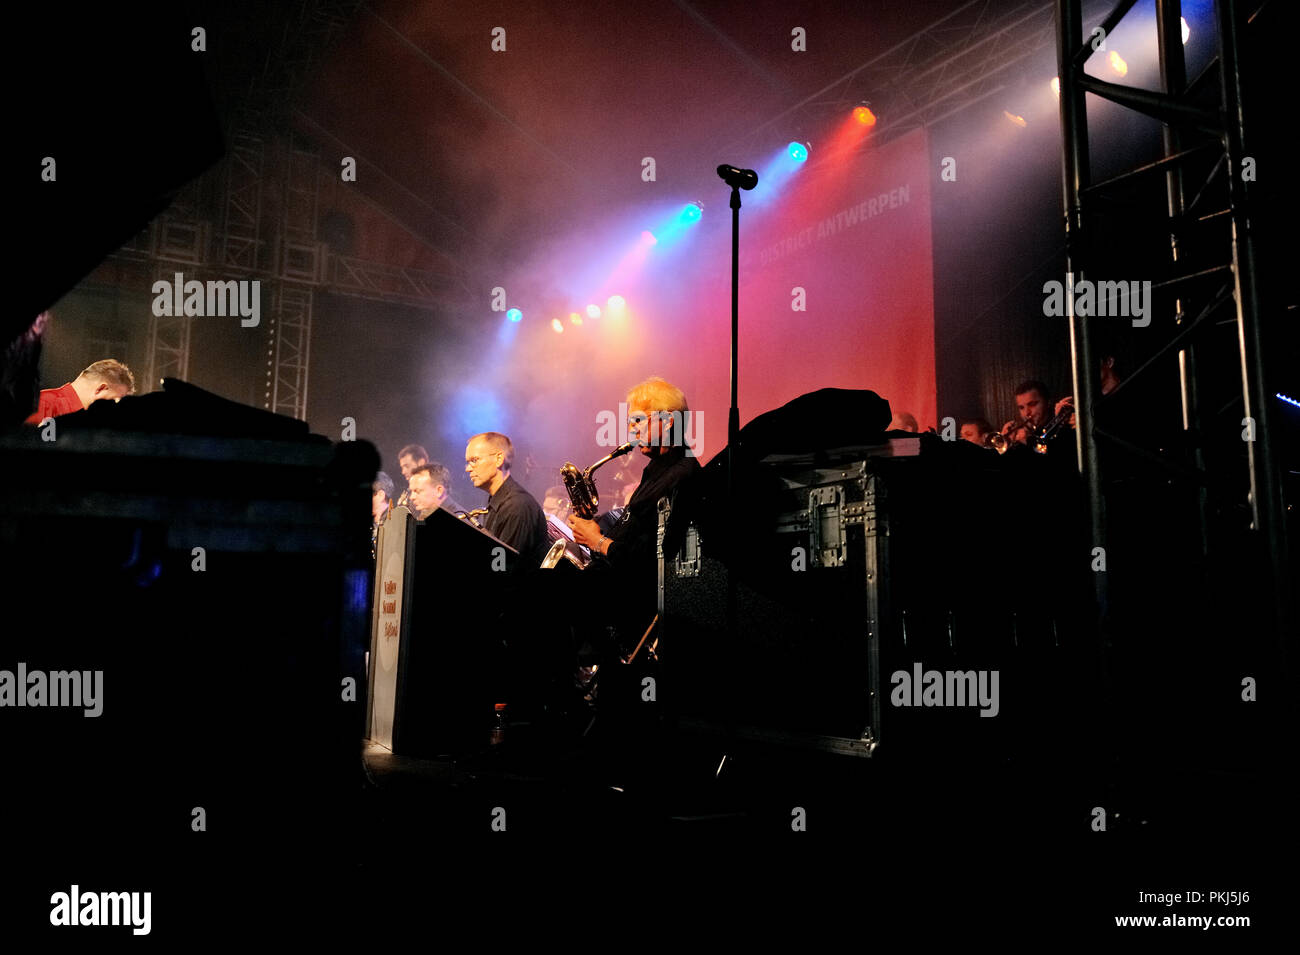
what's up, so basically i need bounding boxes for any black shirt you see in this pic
[484,474,550,564]
[605,446,702,574]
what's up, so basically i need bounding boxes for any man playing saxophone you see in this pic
[567,377,701,641]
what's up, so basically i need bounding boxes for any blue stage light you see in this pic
[506,308,522,322]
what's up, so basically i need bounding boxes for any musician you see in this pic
[889,411,920,433]
[396,444,429,507]
[1053,354,1122,427]
[567,377,701,629]
[999,380,1054,449]
[541,485,570,521]
[407,462,463,520]
[465,432,549,563]
[372,471,395,524]
[959,417,994,446]
[23,358,135,425]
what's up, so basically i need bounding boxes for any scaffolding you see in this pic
[1054,0,1290,645]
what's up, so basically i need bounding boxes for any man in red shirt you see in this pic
[25,359,136,425]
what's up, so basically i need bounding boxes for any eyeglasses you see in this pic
[628,413,672,427]
[466,453,500,467]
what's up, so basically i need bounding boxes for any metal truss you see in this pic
[722,0,1110,155]
[221,125,268,274]
[145,265,192,389]
[93,0,466,417]
[328,255,469,307]
[1055,0,1290,639]
[266,282,314,420]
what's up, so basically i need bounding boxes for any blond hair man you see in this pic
[25,359,135,425]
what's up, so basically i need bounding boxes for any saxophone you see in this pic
[543,442,636,569]
[561,442,636,519]
[454,507,489,528]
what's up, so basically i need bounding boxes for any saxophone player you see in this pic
[567,377,701,618]
[465,431,550,564]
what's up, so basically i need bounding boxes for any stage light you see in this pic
[788,141,808,162]
[1108,51,1127,77]
[642,230,658,245]
[852,106,876,126]
[551,318,564,333]
[586,304,601,318]
[1050,76,1060,97]
[606,295,626,311]
[1004,110,1027,128]
[1278,392,1300,409]
[569,311,582,324]
[506,308,522,322]
[1181,17,1190,44]
[682,202,702,222]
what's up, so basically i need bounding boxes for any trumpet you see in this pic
[986,418,1028,454]
[1033,405,1074,454]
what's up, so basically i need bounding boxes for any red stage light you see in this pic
[853,106,877,126]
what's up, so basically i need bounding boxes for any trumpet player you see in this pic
[999,380,1054,449]
[396,443,429,508]
[959,417,994,446]
[1053,354,1122,429]
[407,463,463,520]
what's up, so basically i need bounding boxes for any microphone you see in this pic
[716,165,758,190]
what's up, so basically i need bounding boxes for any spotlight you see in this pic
[788,141,808,162]
[1108,50,1127,77]
[1050,76,1060,97]
[1278,392,1300,409]
[551,318,564,333]
[606,295,626,311]
[1003,110,1027,128]
[586,304,601,318]
[1181,16,1189,44]
[682,202,702,222]
[506,308,522,322]
[852,105,876,126]
[569,311,582,324]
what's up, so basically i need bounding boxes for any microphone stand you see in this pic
[726,183,742,660]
